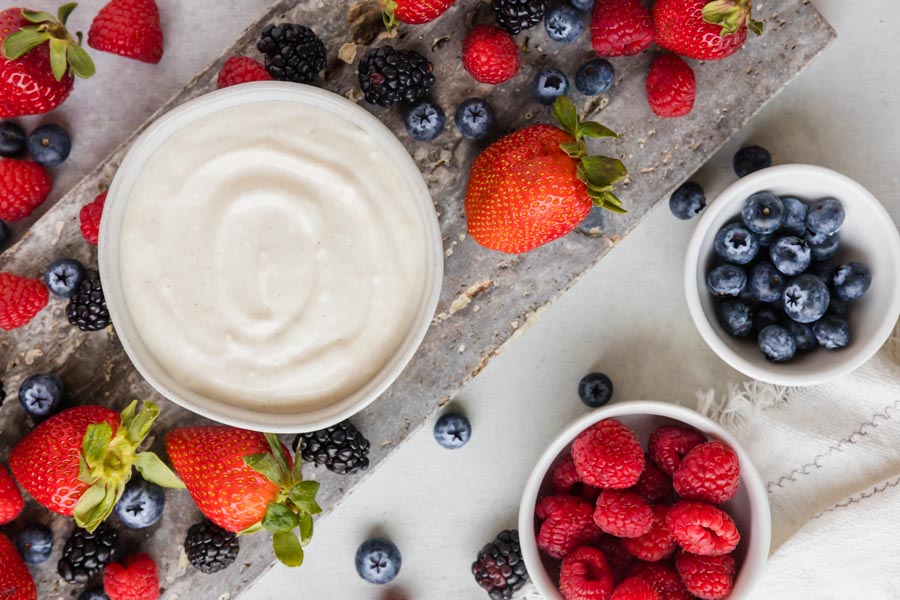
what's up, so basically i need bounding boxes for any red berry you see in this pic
[648,426,706,476]
[553,456,582,494]
[596,535,636,583]
[590,0,654,57]
[384,0,455,26]
[559,546,615,600]
[537,494,587,520]
[0,532,36,600]
[537,495,601,559]
[104,553,159,600]
[217,56,272,88]
[646,53,696,118]
[0,463,24,525]
[89,0,164,64]
[80,191,107,245]
[611,576,660,600]
[0,158,52,222]
[675,551,736,600]
[621,504,676,562]
[629,562,692,600]
[666,500,740,556]
[572,419,644,489]
[461,25,520,85]
[632,457,673,503]
[652,0,757,62]
[0,272,49,330]
[672,441,740,504]
[593,490,653,538]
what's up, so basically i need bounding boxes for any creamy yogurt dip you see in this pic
[120,100,428,413]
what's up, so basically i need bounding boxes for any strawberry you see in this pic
[217,56,271,89]
[166,426,321,567]
[9,401,183,531]
[0,5,95,117]
[88,0,164,64]
[382,0,455,29]
[0,462,24,524]
[652,0,763,61]
[465,96,627,254]
[646,53,696,118]
[0,532,37,600]
[80,190,106,244]
[461,25,520,85]
[0,158,52,222]
[590,0,654,57]
[0,272,49,330]
[104,553,159,600]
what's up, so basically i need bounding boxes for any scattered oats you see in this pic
[510,320,519,329]
[445,247,454,257]
[23,348,43,365]
[473,305,481,312]
[458,344,466,354]
[218,594,230,600]
[53,220,65,244]
[381,440,393,448]
[431,35,451,51]
[458,233,466,241]
[338,42,358,64]
[345,87,364,102]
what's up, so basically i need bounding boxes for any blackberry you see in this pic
[257,24,326,84]
[492,0,548,34]
[293,420,370,475]
[358,46,435,108]
[58,523,118,584]
[185,520,240,574]
[66,271,110,331]
[472,530,528,599]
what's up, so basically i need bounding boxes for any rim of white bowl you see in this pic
[518,401,771,600]
[98,82,444,433]
[684,164,900,387]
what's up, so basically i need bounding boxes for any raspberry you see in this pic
[611,576,660,600]
[593,490,653,538]
[80,191,106,245]
[590,0,654,57]
[621,505,676,562]
[559,546,615,600]
[217,56,272,88]
[648,426,706,476]
[646,53,696,119]
[672,441,740,504]
[596,535,636,582]
[629,562,692,600]
[0,272,49,330]
[572,419,644,489]
[0,158,52,222]
[553,457,582,494]
[666,501,740,556]
[536,495,586,520]
[462,25,520,85]
[675,551,736,600]
[537,496,601,559]
[632,457,673,503]
[104,553,159,600]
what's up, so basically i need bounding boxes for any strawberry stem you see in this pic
[382,0,399,31]
[702,0,763,37]
[0,4,95,80]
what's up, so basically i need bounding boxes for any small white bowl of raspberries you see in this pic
[519,401,770,600]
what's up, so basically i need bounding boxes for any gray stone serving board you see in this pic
[0,1,833,597]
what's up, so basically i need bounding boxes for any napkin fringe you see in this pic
[695,380,793,428]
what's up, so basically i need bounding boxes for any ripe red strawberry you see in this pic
[104,553,159,600]
[653,0,763,61]
[461,25,520,85]
[9,401,180,531]
[559,546,615,600]
[0,532,37,600]
[621,504,676,562]
[629,562,693,600]
[0,158,52,222]
[590,0,654,57]
[0,272,49,330]
[88,0,164,64]
[612,577,660,600]
[646,53,696,118]
[675,551,735,600]
[382,0,455,28]
[666,500,740,556]
[0,463,24,524]
[536,494,601,559]
[0,5,94,117]
[217,56,272,89]
[80,190,106,245]
[672,441,740,504]
[571,418,644,489]
[648,426,706,476]
[466,96,626,254]
[166,426,321,567]
[593,489,653,538]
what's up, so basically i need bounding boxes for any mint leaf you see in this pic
[273,531,304,567]
[134,452,185,489]
[262,503,299,533]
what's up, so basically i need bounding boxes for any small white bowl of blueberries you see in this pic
[684,155,900,386]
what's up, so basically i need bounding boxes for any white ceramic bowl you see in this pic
[685,164,900,387]
[99,82,443,433]
[519,401,771,600]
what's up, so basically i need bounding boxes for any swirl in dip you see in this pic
[120,100,428,413]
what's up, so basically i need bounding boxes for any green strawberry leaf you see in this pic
[273,531,304,567]
[82,422,112,468]
[578,121,618,140]
[1,29,51,60]
[291,450,305,482]
[560,141,583,158]
[262,503,299,533]
[238,522,265,535]
[245,453,285,486]
[74,480,125,533]
[702,0,755,36]
[748,18,764,35]
[288,481,322,515]
[134,452,185,489]
[20,10,56,24]
[264,433,291,483]
[581,155,627,187]
[382,0,398,31]
[67,43,95,79]
[589,189,629,213]
[298,512,314,547]
[57,3,78,25]
[49,38,68,81]
[124,400,158,445]
[552,96,578,138]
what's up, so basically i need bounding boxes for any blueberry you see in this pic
[113,476,165,529]
[16,524,53,564]
[781,196,809,236]
[833,262,871,301]
[0,121,26,157]
[738,286,760,310]
[758,325,797,363]
[0,220,8,250]
[741,191,784,234]
[805,229,840,261]
[769,236,811,276]
[754,307,783,336]
[748,262,785,303]
[544,3,583,42]
[784,320,817,352]
[44,258,87,298]
[783,274,830,324]
[813,315,850,349]
[733,145,772,178]
[669,182,706,220]
[18,373,64,420]
[27,124,71,166]
[717,301,754,338]
[454,98,496,141]
[532,68,569,105]
[569,0,594,10]
[806,197,845,236]
[355,538,401,585]
[78,587,109,600]
[757,231,775,247]
[828,295,848,316]
[578,372,613,407]
[714,222,759,265]
[809,260,835,282]
[574,58,615,96]
[706,264,746,297]
[403,99,445,142]
[433,413,471,449]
